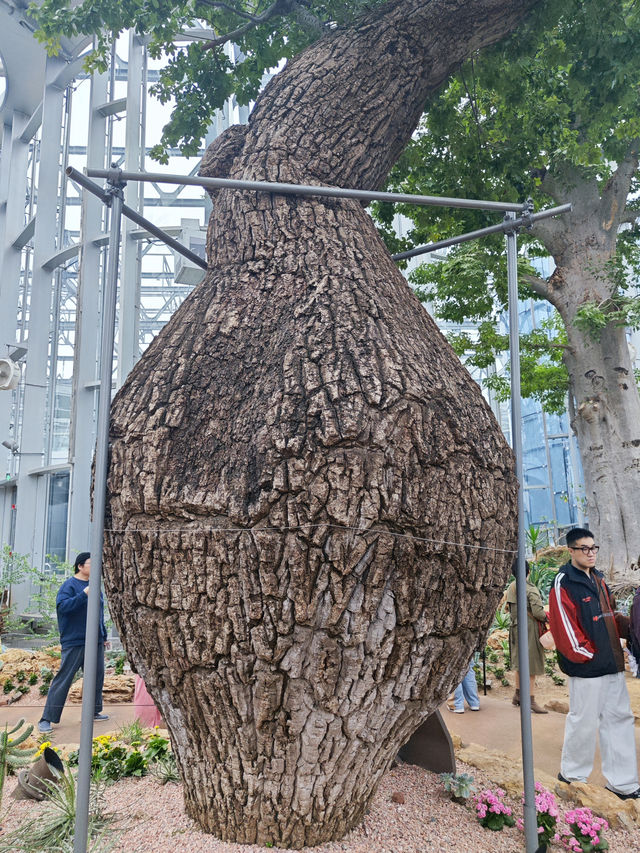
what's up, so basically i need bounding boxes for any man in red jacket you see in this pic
[548,527,639,799]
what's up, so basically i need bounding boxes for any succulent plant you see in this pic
[440,772,477,802]
[0,718,37,809]
[2,718,37,771]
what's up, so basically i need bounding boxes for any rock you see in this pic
[449,733,463,750]
[0,649,36,665]
[554,780,640,829]
[486,629,509,650]
[391,792,405,804]
[0,647,61,685]
[455,741,558,798]
[544,700,569,714]
[68,673,134,704]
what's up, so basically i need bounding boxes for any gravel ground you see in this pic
[3,760,640,852]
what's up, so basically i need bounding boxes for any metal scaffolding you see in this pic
[0,18,216,605]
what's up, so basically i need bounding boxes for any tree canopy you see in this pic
[31,0,386,159]
[375,0,640,412]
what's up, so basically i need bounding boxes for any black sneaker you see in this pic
[557,773,571,784]
[606,786,640,800]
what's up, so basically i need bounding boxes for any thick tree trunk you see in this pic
[536,164,640,585]
[104,0,539,846]
[557,265,640,584]
[565,321,640,584]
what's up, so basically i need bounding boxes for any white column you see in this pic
[12,58,66,574]
[67,64,110,558]
[116,30,145,388]
[0,112,30,481]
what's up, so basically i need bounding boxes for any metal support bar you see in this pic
[392,203,572,260]
[96,97,127,117]
[72,181,124,853]
[67,164,570,853]
[66,167,207,271]
[87,167,529,213]
[506,212,537,853]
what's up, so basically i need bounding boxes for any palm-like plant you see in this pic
[527,563,558,604]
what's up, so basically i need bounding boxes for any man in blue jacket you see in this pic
[38,552,109,734]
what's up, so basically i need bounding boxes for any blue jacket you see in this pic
[56,575,107,650]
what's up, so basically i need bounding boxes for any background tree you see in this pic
[30,0,543,845]
[378,0,640,583]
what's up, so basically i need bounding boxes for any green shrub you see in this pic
[143,732,170,763]
[2,680,14,695]
[28,672,38,685]
[39,683,50,696]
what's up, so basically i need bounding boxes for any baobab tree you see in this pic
[97,0,541,846]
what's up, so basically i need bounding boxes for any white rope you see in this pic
[103,522,516,554]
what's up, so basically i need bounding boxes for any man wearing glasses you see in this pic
[548,527,640,799]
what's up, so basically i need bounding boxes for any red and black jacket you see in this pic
[548,562,624,679]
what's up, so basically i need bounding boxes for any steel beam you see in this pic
[12,57,67,582]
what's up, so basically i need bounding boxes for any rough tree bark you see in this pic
[530,154,640,585]
[104,0,540,846]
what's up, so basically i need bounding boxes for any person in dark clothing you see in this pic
[38,552,109,734]
[548,527,640,800]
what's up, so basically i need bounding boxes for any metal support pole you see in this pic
[87,166,528,214]
[506,212,537,853]
[66,167,207,271]
[482,648,487,696]
[72,180,124,853]
[392,203,571,261]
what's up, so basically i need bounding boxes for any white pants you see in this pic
[561,672,639,794]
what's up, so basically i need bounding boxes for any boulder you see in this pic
[544,699,569,714]
[486,629,509,650]
[68,673,134,704]
[554,780,640,829]
[455,741,558,797]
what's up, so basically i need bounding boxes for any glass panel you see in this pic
[45,471,69,563]
[524,487,553,528]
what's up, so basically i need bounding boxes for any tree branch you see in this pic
[521,272,552,300]
[201,0,318,49]
[526,340,571,352]
[529,212,567,256]
[599,139,639,233]
[620,208,640,225]
[195,0,262,22]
